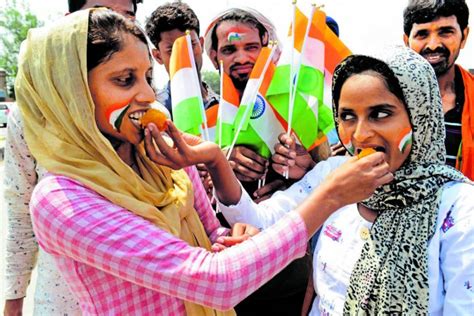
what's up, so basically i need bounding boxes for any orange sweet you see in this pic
[357,148,377,159]
[140,109,168,131]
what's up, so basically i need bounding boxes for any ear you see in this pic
[403,34,409,47]
[262,32,269,46]
[199,36,204,48]
[152,48,164,65]
[209,50,219,69]
[460,26,470,49]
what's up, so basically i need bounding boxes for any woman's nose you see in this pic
[136,80,156,104]
[352,120,374,142]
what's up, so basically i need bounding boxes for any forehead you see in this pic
[215,21,260,46]
[411,15,461,32]
[84,0,134,13]
[159,29,199,46]
[101,35,151,69]
[340,73,405,109]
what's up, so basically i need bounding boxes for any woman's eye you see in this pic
[339,112,355,121]
[114,75,135,87]
[371,110,391,119]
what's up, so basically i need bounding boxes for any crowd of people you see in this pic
[3,0,473,315]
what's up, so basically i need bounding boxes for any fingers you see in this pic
[217,235,251,247]
[229,160,266,182]
[144,125,177,168]
[164,121,188,153]
[229,146,267,171]
[330,142,347,157]
[376,171,394,187]
[231,223,246,237]
[254,179,285,199]
[278,133,296,150]
[211,242,227,252]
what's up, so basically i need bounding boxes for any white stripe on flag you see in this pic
[171,67,201,106]
[249,94,286,154]
[220,99,239,124]
[302,37,325,71]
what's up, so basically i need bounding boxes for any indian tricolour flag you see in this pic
[267,7,351,151]
[213,72,240,148]
[229,46,286,158]
[169,33,207,136]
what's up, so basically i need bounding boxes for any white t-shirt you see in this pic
[218,157,474,315]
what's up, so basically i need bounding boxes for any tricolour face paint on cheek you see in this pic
[396,127,413,154]
[339,126,355,155]
[105,102,131,132]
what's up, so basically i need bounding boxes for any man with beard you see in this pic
[403,0,473,179]
[204,9,313,315]
[205,8,331,200]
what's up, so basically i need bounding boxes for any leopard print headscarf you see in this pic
[332,46,468,314]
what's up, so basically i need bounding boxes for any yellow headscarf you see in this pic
[15,9,234,316]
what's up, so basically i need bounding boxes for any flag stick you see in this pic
[217,60,224,148]
[288,3,317,134]
[285,0,297,179]
[226,44,277,161]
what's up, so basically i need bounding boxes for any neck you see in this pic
[357,203,378,223]
[200,81,208,101]
[437,66,457,113]
[107,135,135,167]
[237,88,244,99]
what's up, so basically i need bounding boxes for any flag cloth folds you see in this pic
[266,7,351,150]
[213,72,240,148]
[169,34,206,135]
[227,47,286,158]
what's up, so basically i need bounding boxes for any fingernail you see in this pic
[144,128,149,136]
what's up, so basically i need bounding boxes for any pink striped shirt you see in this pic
[30,166,308,315]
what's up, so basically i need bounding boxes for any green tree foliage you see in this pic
[0,0,42,98]
[201,70,220,95]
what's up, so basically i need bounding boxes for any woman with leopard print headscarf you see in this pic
[215,46,474,315]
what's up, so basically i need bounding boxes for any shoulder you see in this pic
[32,174,107,212]
[7,103,23,129]
[436,181,474,233]
[457,64,474,85]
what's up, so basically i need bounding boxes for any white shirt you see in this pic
[4,105,80,315]
[218,157,474,315]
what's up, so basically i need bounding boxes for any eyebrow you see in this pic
[339,104,397,112]
[109,68,137,76]
[368,104,397,110]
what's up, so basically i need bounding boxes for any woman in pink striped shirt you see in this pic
[15,8,392,315]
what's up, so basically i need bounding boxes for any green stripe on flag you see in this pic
[234,125,272,158]
[173,96,203,135]
[215,121,234,148]
[266,63,333,149]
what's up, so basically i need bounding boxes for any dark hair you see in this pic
[326,16,339,37]
[68,0,142,14]
[210,9,269,52]
[403,0,469,35]
[332,55,407,117]
[145,1,200,47]
[87,9,148,71]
